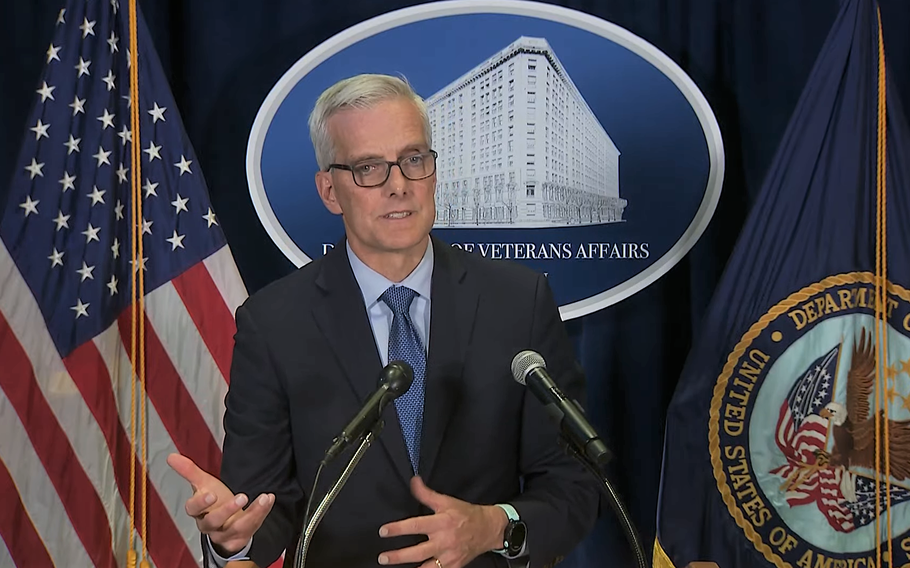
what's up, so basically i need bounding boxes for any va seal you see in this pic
[711,273,910,568]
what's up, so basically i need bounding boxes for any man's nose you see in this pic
[386,164,408,194]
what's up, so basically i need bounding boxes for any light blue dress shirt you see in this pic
[346,239,433,362]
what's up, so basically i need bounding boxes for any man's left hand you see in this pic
[378,476,508,568]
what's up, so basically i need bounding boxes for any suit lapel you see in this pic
[312,243,414,486]
[419,236,479,480]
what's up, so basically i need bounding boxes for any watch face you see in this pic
[506,521,527,555]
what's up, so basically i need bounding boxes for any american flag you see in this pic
[770,344,910,532]
[843,474,910,530]
[773,345,840,465]
[770,345,854,531]
[0,1,248,566]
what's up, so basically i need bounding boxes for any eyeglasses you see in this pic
[328,150,438,188]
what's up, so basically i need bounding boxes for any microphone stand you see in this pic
[558,433,648,568]
[292,420,385,568]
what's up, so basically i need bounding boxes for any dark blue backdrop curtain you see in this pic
[3,1,910,566]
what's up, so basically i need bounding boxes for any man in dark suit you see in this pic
[168,73,600,568]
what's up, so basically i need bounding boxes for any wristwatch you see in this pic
[492,503,527,559]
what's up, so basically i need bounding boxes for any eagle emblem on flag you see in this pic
[770,328,910,533]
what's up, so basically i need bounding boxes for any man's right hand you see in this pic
[167,453,275,556]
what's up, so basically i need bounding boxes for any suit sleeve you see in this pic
[220,302,304,567]
[509,274,601,568]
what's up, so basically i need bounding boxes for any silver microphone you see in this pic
[511,350,611,466]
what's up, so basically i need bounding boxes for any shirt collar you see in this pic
[346,238,434,307]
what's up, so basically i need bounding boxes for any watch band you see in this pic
[492,503,520,554]
[496,503,520,522]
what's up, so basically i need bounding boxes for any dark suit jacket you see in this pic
[218,235,600,568]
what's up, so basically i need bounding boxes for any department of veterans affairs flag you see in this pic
[653,0,910,567]
[0,1,248,566]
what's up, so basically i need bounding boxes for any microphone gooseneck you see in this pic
[510,349,647,568]
[295,361,414,568]
[322,360,413,464]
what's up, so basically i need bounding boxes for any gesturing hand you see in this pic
[378,476,508,568]
[166,453,275,556]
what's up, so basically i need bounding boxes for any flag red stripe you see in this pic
[117,310,222,475]
[173,263,236,382]
[0,455,54,568]
[0,313,117,568]
[64,339,201,568]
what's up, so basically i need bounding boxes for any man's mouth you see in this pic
[384,211,413,219]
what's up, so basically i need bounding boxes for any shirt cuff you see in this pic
[206,535,252,567]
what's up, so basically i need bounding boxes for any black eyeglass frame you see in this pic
[327,150,438,188]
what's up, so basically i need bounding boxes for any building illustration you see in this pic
[426,36,627,229]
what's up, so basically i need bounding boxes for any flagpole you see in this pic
[127,0,149,565]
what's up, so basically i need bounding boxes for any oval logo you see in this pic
[246,0,724,319]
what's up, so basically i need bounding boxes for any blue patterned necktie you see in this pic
[380,285,426,473]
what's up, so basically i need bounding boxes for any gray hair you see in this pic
[308,74,433,170]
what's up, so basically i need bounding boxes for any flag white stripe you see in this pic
[0,240,133,563]
[94,323,205,564]
[145,281,227,445]
[0,389,92,568]
[795,430,826,444]
[204,245,249,317]
[785,493,810,501]
[0,535,14,568]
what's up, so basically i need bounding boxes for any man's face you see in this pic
[315,97,436,265]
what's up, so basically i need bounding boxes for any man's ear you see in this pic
[315,171,343,215]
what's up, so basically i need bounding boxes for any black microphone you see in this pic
[511,350,611,466]
[323,360,413,463]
